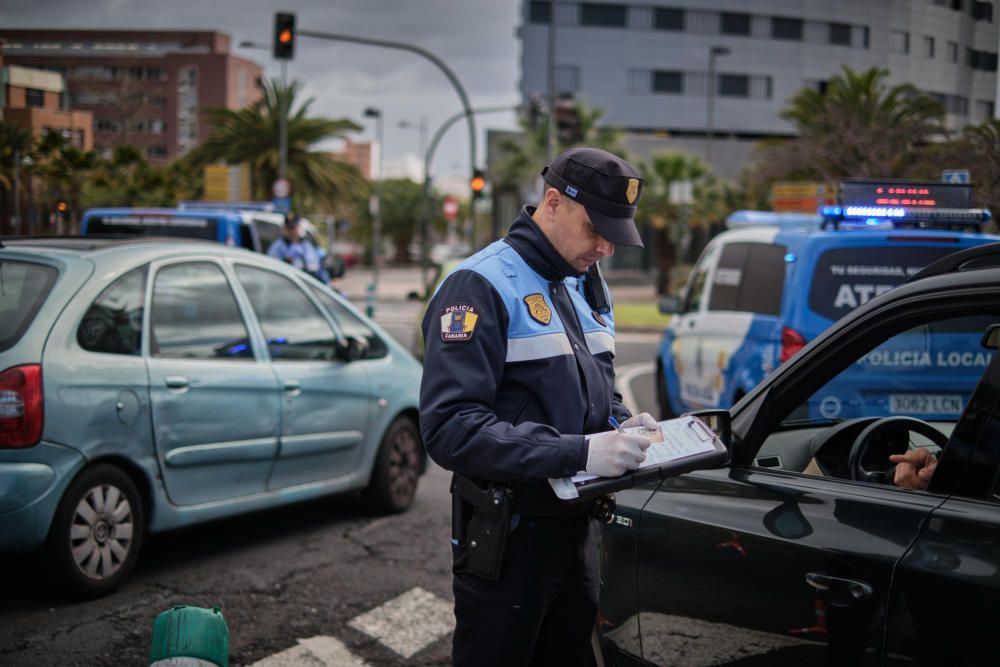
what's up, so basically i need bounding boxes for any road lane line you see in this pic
[348,586,453,659]
[616,362,656,415]
[249,635,368,667]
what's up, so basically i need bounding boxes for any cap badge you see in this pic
[565,185,578,197]
[626,178,639,204]
[440,303,479,341]
[524,294,552,325]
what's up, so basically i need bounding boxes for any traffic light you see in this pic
[56,200,68,214]
[470,169,486,197]
[273,12,296,60]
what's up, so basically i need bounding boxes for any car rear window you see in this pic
[809,246,961,321]
[85,215,218,241]
[0,260,58,352]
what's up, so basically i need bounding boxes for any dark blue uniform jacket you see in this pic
[419,207,631,514]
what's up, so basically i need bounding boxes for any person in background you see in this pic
[267,212,330,283]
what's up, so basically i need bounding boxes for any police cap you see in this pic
[541,147,644,247]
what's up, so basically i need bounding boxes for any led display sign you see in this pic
[839,180,973,210]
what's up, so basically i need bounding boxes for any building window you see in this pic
[25,88,45,107]
[967,48,999,70]
[890,30,909,54]
[718,74,750,97]
[74,129,85,147]
[654,7,684,31]
[930,92,969,115]
[947,41,959,62]
[976,99,995,119]
[95,119,121,133]
[554,65,580,93]
[771,17,803,41]
[580,3,627,27]
[951,0,963,9]
[652,70,683,93]
[972,1,993,21]
[923,36,936,58]
[828,23,852,46]
[146,145,168,159]
[529,1,550,24]
[720,12,751,35]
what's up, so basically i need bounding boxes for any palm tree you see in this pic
[85,145,200,208]
[492,101,627,196]
[755,66,945,185]
[0,122,34,234]
[185,78,364,212]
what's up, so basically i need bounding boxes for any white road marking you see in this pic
[348,587,454,659]
[615,331,662,344]
[616,362,656,415]
[249,635,368,667]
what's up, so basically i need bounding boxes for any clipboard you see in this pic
[548,415,729,502]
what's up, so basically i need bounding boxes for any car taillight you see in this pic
[0,365,43,448]
[779,328,806,364]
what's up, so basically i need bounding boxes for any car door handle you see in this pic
[806,572,873,601]
[283,380,302,395]
[164,376,190,389]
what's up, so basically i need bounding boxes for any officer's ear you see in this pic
[540,186,562,217]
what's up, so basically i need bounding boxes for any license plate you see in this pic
[889,394,963,415]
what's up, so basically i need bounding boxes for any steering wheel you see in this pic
[848,416,948,483]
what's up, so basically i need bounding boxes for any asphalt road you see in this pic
[0,311,662,667]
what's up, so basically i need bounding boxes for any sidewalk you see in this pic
[335,265,660,304]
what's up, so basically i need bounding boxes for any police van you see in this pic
[657,179,999,421]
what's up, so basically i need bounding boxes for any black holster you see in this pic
[451,474,514,581]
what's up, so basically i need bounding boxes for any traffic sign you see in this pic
[442,196,459,222]
[272,178,291,198]
[942,170,970,184]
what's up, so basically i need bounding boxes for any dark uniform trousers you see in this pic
[451,513,601,667]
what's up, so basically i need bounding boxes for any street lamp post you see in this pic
[398,117,427,180]
[705,45,731,166]
[364,107,384,318]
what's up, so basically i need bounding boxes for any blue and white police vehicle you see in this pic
[657,179,999,421]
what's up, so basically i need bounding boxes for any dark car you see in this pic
[598,242,1000,666]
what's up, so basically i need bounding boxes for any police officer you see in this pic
[420,147,658,666]
[267,212,330,282]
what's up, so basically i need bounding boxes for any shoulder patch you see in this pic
[524,293,552,325]
[440,303,480,341]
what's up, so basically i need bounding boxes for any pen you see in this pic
[608,416,626,434]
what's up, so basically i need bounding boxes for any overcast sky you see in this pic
[2,0,523,193]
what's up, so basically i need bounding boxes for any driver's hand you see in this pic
[889,448,938,490]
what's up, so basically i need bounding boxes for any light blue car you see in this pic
[0,237,424,597]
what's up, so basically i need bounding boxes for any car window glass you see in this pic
[307,284,388,359]
[78,265,147,355]
[684,246,717,313]
[809,247,959,321]
[235,265,339,361]
[150,262,253,360]
[84,214,218,241]
[757,313,998,485]
[238,223,255,251]
[710,242,786,315]
[0,260,58,352]
[253,218,281,249]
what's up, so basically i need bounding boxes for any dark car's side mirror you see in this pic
[980,324,1000,349]
[687,409,733,463]
[658,294,683,315]
[335,335,368,362]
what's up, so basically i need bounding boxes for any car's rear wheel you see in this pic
[45,464,144,598]
[362,417,422,514]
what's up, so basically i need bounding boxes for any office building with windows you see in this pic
[0,30,262,164]
[519,0,998,178]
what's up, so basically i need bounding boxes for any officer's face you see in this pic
[547,192,615,272]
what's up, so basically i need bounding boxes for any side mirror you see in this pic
[687,409,733,463]
[335,335,368,362]
[980,324,1000,349]
[658,294,682,315]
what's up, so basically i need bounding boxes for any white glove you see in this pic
[620,412,658,430]
[585,430,651,477]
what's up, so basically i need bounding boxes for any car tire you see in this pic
[45,464,145,598]
[657,366,678,420]
[362,417,422,514]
